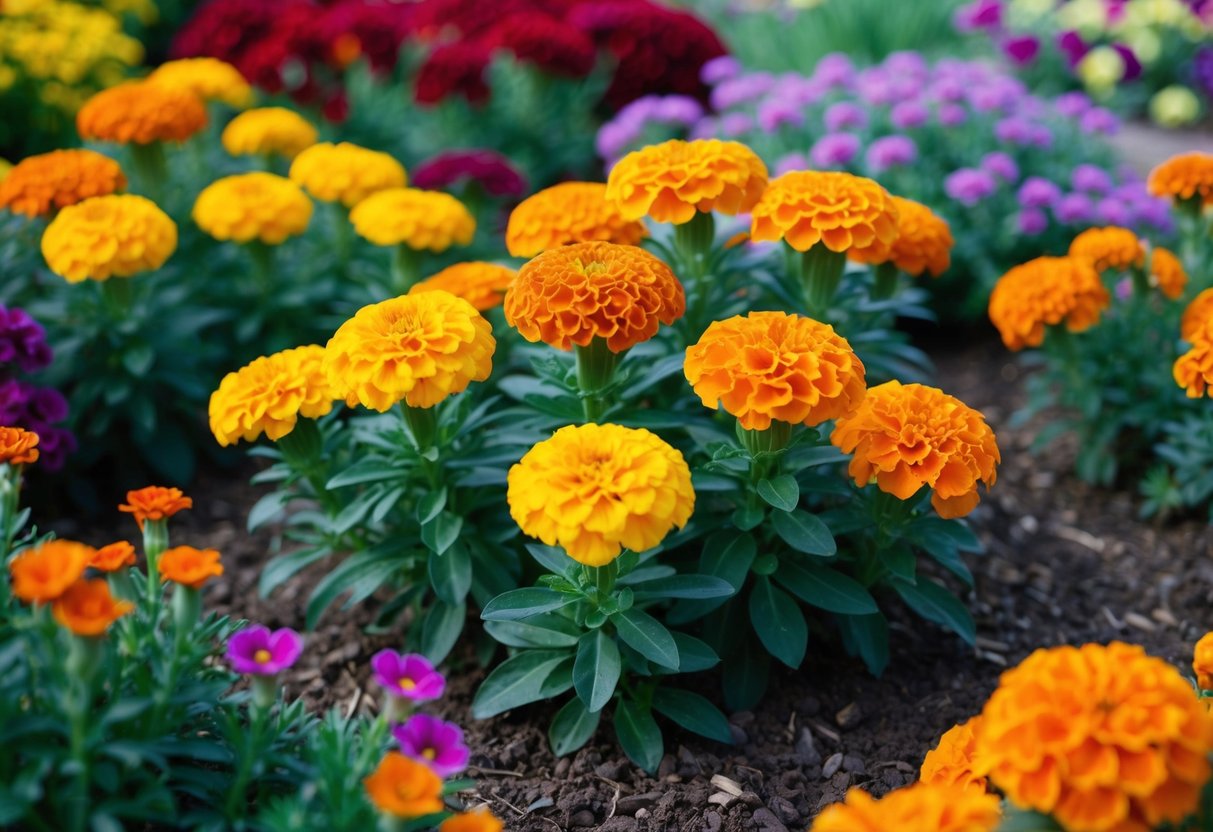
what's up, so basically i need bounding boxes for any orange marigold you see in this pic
[0,425,40,465]
[1195,633,1213,691]
[974,642,1213,832]
[750,171,899,259]
[209,345,337,446]
[809,783,1001,832]
[1150,246,1187,300]
[1182,288,1213,342]
[505,242,685,353]
[1174,317,1213,397]
[363,752,444,818]
[10,539,94,603]
[684,311,866,431]
[440,809,504,832]
[506,181,647,257]
[605,139,768,225]
[921,717,987,793]
[77,80,208,145]
[147,57,253,109]
[349,187,475,251]
[1068,226,1145,272]
[408,262,517,312]
[118,485,192,530]
[52,579,133,636]
[988,256,1110,351]
[0,149,126,218]
[831,381,1000,519]
[852,196,953,277]
[90,541,136,572]
[159,546,223,588]
[41,194,177,283]
[1147,152,1213,204]
[288,142,406,208]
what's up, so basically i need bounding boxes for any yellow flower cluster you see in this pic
[222,107,318,160]
[289,142,407,208]
[193,173,313,245]
[209,346,337,446]
[148,58,253,109]
[41,194,176,282]
[349,188,475,251]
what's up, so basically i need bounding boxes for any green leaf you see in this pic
[611,608,679,670]
[749,577,808,668]
[838,613,889,676]
[757,474,800,511]
[417,489,447,525]
[574,630,621,713]
[539,657,575,698]
[421,601,465,664]
[484,614,581,648]
[893,579,976,646]
[472,650,572,718]
[525,543,579,579]
[306,548,403,629]
[246,491,289,532]
[770,509,836,556]
[651,688,732,744]
[121,343,155,377]
[723,645,770,711]
[775,561,878,615]
[421,511,462,555]
[259,547,330,597]
[700,531,757,591]
[481,588,578,621]
[548,697,601,757]
[630,575,734,601]
[326,459,405,488]
[997,809,1065,831]
[614,698,663,774]
[671,633,720,672]
[428,543,472,604]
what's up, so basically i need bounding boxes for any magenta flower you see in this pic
[810,133,860,168]
[1017,208,1048,236]
[890,100,929,129]
[1054,193,1093,224]
[1057,31,1089,68]
[1071,164,1112,195]
[980,151,1019,183]
[0,305,52,374]
[812,53,855,89]
[1080,108,1119,135]
[936,102,968,126]
[392,714,470,777]
[228,625,304,676]
[700,55,740,85]
[866,136,918,173]
[953,0,1002,32]
[410,150,528,199]
[757,99,803,133]
[823,101,867,132]
[1017,177,1062,209]
[1001,35,1040,66]
[1054,91,1092,118]
[945,168,997,206]
[773,152,809,176]
[372,650,445,701]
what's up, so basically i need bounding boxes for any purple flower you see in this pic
[855,69,895,105]
[1194,46,1213,98]
[812,53,855,89]
[757,99,803,133]
[653,96,704,124]
[392,714,470,777]
[1017,208,1049,235]
[710,73,774,110]
[945,168,997,206]
[0,306,52,374]
[1054,91,1092,118]
[372,650,445,701]
[890,100,929,129]
[981,151,1019,183]
[700,55,740,85]
[866,136,918,172]
[994,117,1034,145]
[719,112,753,137]
[810,133,860,168]
[1115,277,1133,302]
[953,0,1002,31]
[1112,43,1142,82]
[1095,197,1131,226]
[1054,193,1093,224]
[883,51,928,79]
[773,152,809,176]
[1027,124,1053,148]
[929,77,967,103]
[0,379,75,470]
[936,102,968,126]
[824,102,867,132]
[228,625,304,675]
[595,121,639,162]
[1058,31,1089,68]
[1080,107,1119,135]
[1001,35,1040,66]
[969,86,1007,113]
[410,150,528,198]
[1070,164,1112,195]
[1017,176,1062,208]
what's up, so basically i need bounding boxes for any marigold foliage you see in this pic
[853,196,953,277]
[809,782,1001,832]
[0,149,125,218]
[507,423,695,567]
[921,717,988,793]
[288,142,406,208]
[209,345,337,446]
[349,187,475,251]
[988,256,1110,351]
[148,57,253,108]
[1149,247,1187,300]
[158,546,223,589]
[1182,288,1213,342]
[192,172,313,245]
[505,241,685,353]
[408,262,517,312]
[1174,318,1213,398]
[76,80,207,144]
[0,425,40,465]
[52,578,133,636]
[1195,633,1213,691]
[363,752,445,818]
[118,485,192,529]
[750,171,899,259]
[1068,226,1145,272]
[41,194,177,283]
[222,107,318,160]
[10,540,93,604]
[90,541,136,572]
[1147,151,1213,204]
[506,181,647,257]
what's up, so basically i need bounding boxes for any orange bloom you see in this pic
[1195,633,1213,691]
[505,242,685,353]
[831,381,999,519]
[506,182,647,257]
[408,262,517,312]
[0,426,40,465]
[605,139,768,224]
[77,81,208,145]
[118,486,192,530]
[750,171,899,260]
[852,196,953,277]
[921,717,987,793]
[158,546,223,589]
[440,808,504,832]
[1181,288,1213,342]
[52,579,134,636]
[1174,318,1213,397]
[10,540,94,603]
[90,541,136,572]
[974,642,1213,832]
[810,782,1001,832]
[684,311,867,431]
[363,752,445,818]
[1149,247,1187,300]
[0,149,126,218]
[1147,152,1213,204]
[988,256,1110,351]
[1068,226,1144,272]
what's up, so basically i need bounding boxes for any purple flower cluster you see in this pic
[596,94,704,163]
[0,305,74,470]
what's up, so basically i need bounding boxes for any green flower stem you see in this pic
[384,694,413,724]
[377,815,409,832]
[100,277,134,320]
[130,141,168,205]
[225,702,268,820]
[142,519,169,618]
[801,244,846,319]
[390,244,423,295]
[171,584,201,642]
[331,202,353,268]
[574,338,620,423]
[674,211,716,336]
[277,420,342,515]
[107,567,139,603]
[247,241,275,298]
[65,635,103,832]
[0,462,22,562]
[400,404,441,489]
[586,561,618,600]
[872,262,900,300]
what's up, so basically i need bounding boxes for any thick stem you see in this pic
[142,519,169,616]
[331,202,353,268]
[390,244,423,295]
[101,278,134,320]
[592,560,618,599]
[130,141,168,205]
[675,212,716,335]
[0,462,22,563]
[574,338,620,423]
[801,245,847,318]
[872,262,900,300]
[247,241,275,298]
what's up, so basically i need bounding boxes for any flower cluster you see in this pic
[750,171,898,259]
[193,173,314,245]
[222,107,318,160]
[209,345,337,446]
[0,149,126,218]
[0,306,74,470]
[988,256,1110,350]
[147,57,253,109]
[289,142,407,208]
[410,150,528,199]
[810,782,1001,832]
[41,194,177,283]
[409,262,517,312]
[349,188,476,252]
[9,540,133,634]
[506,182,646,257]
[76,80,208,145]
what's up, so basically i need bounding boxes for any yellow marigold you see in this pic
[684,311,866,431]
[408,262,517,312]
[1147,151,1213,204]
[52,578,133,636]
[10,540,93,603]
[921,717,987,793]
[148,57,253,109]
[90,541,136,572]
[192,172,313,245]
[507,423,694,567]
[0,149,126,218]
[810,783,1001,832]
[853,196,953,277]
[288,142,406,208]
[159,546,223,589]
[1174,317,1213,397]
[505,181,647,257]
[439,808,504,832]
[364,752,445,819]
[831,381,1000,519]
[0,425,40,465]
[1181,288,1213,342]
[209,345,337,446]
[750,171,899,259]
[504,242,685,353]
[118,485,192,530]
[41,194,177,283]
[1068,226,1145,272]
[349,187,475,251]
[324,292,494,411]
[974,642,1213,832]
[76,80,207,144]
[1195,633,1213,691]
[605,139,769,224]
[988,256,1110,351]
[221,107,318,160]
[1150,246,1187,300]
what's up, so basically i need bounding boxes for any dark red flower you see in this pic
[415,41,492,105]
[411,149,528,197]
[488,14,596,77]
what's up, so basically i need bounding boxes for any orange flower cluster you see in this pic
[159,546,223,588]
[1147,152,1213,204]
[0,149,126,218]
[10,539,93,603]
[77,80,208,145]
[90,541,136,572]
[1174,318,1213,397]
[505,242,684,353]
[684,311,867,431]
[810,782,1001,832]
[1068,226,1144,272]
[1149,247,1187,300]
[118,485,192,530]
[408,262,517,312]
[853,196,953,277]
[0,426,40,465]
[988,256,1110,351]
[1195,633,1213,691]
[53,579,134,636]
[831,381,1000,519]
[974,642,1213,832]
[750,171,899,260]
[506,181,646,257]
[920,717,987,793]
[1182,288,1213,342]
[363,752,444,818]
[440,808,504,832]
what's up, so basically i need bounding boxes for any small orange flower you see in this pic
[810,782,1001,832]
[988,256,1110,351]
[506,182,647,257]
[77,81,208,145]
[750,171,899,260]
[52,579,134,636]
[684,311,867,431]
[505,242,685,353]
[1174,318,1213,397]
[1147,151,1213,204]
[158,546,223,589]
[408,262,517,312]
[90,541,136,572]
[363,752,445,818]
[920,717,987,793]
[1195,633,1213,691]
[1068,226,1144,272]
[440,808,504,832]
[0,149,126,218]
[10,540,94,604]
[1149,246,1187,300]
[1181,288,1213,342]
[0,426,40,465]
[118,486,192,530]
[852,196,953,277]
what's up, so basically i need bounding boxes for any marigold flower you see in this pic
[440,808,504,832]
[0,149,126,218]
[506,182,647,257]
[158,546,223,588]
[288,142,406,208]
[809,783,1001,832]
[349,187,475,251]
[222,107,318,160]
[363,752,445,819]
[750,171,899,260]
[148,57,253,108]
[0,425,40,465]
[52,578,134,636]
[505,242,685,353]
[90,541,136,572]
[41,194,177,283]
[324,292,494,411]
[193,173,313,245]
[684,312,866,431]
[1147,151,1213,204]
[988,256,1110,351]
[1150,246,1187,300]
[1174,318,1213,397]
[10,540,93,604]
[852,196,953,277]
[1068,226,1145,272]
[507,423,694,567]
[974,642,1213,832]
[209,345,337,446]
[1195,633,1213,691]
[831,381,999,519]
[1182,288,1213,342]
[920,717,987,793]
[77,80,207,144]
[605,139,768,225]
[118,486,192,530]
[408,262,517,312]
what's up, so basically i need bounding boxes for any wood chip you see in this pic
[975,636,1010,652]
[1125,612,1157,632]
[809,719,841,744]
[1151,608,1179,627]
[1052,525,1106,552]
[709,774,743,797]
[707,792,737,808]
[1101,607,1124,629]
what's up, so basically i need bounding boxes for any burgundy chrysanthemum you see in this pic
[415,41,492,105]
[410,149,528,197]
[488,14,596,77]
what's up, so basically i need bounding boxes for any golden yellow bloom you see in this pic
[1148,152,1213,205]
[974,642,1213,832]
[192,173,313,245]
[1149,246,1187,300]
[1182,288,1213,342]
[288,142,406,208]
[810,783,1001,832]
[0,149,125,218]
[505,242,684,353]
[1150,85,1202,128]
[408,262,517,312]
[1077,45,1125,92]
[853,196,953,277]
[324,292,494,411]
[684,311,866,431]
[41,194,177,283]
[209,345,337,446]
[750,171,899,260]
[158,546,223,589]
[10,539,92,604]
[148,57,253,109]
[52,578,133,636]
[77,80,207,144]
[605,139,768,224]
[507,423,694,566]
[1068,226,1144,272]
[506,181,647,257]
[921,717,987,793]
[988,256,1109,351]
[221,107,318,160]
[349,187,475,251]
[1174,318,1213,397]
[0,425,40,465]
[831,381,999,519]
[1195,633,1213,691]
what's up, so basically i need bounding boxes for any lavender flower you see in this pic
[866,136,918,173]
[1054,91,1092,118]
[1054,193,1093,224]
[0,306,52,374]
[812,53,855,89]
[1194,46,1213,98]
[720,112,754,137]
[1080,107,1119,135]
[855,69,895,105]
[757,99,803,133]
[1115,277,1133,302]
[1071,164,1112,194]
[945,168,997,206]
[890,101,929,130]
[710,73,775,110]
[1095,197,1131,226]
[1017,177,1062,208]
[773,152,809,176]
[700,55,741,85]
[653,96,704,124]
[1017,208,1049,235]
[929,77,967,103]
[884,51,928,78]
[228,625,304,675]
[810,133,860,168]
[937,102,969,126]
[372,650,445,702]
[994,117,1034,146]
[980,151,1019,183]
[595,121,639,162]
[392,714,470,777]
[824,102,867,132]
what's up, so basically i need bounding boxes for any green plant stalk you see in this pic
[872,262,900,300]
[248,240,275,298]
[331,202,353,268]
[586,561,618,600]
[100,277,134,320]
[801,245,846,318]
[171,584,201,643]
[65,635,103,832]
[390,244,423,295]
[130,141,167,205]
[674,211,716,334]
[225,703,268,819]
[277,420,343,515]
[142,519,169,618]
[0,462,22,563]
[574,338,620,423]
[400,404,441,489]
